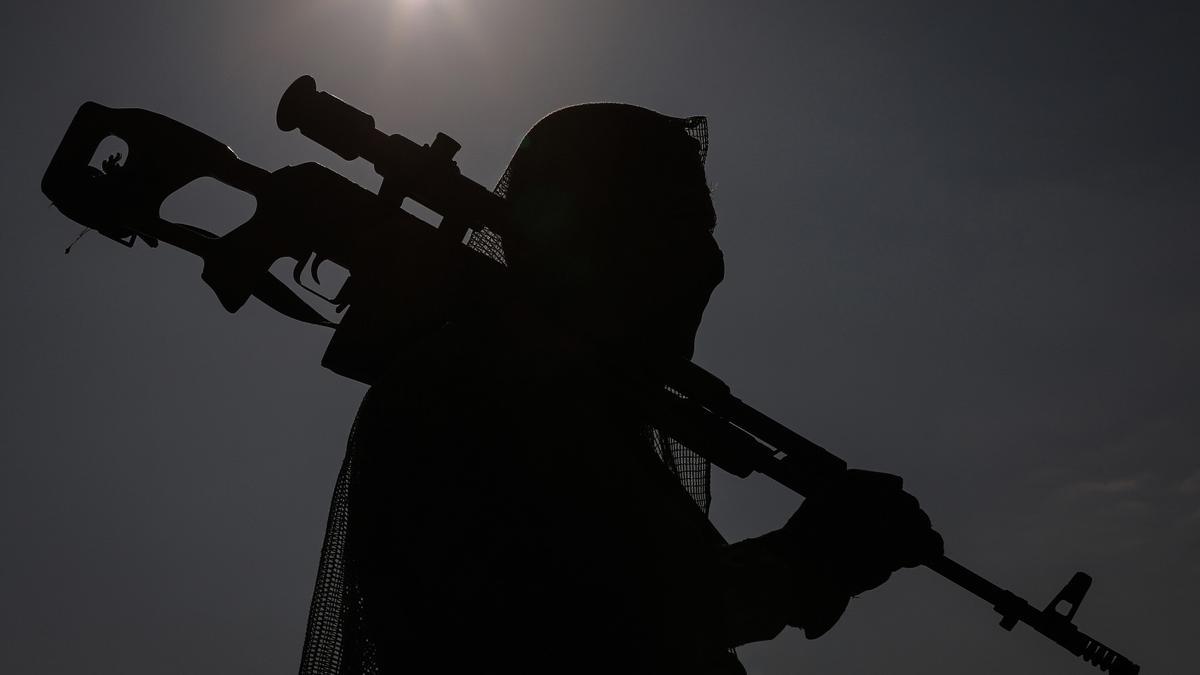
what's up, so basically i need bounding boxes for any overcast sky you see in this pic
[1,2,1196,673]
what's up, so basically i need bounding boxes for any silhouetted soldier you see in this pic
[299,104,943,675]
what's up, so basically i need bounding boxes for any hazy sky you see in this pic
[2,2,1196,673]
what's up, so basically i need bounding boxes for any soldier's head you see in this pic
[499,103,724,359]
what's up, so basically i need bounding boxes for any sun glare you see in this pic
[386,0,470,26]
[379,0,481,48]
[396,0,435,12]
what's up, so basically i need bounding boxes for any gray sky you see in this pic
[2,1,1196,673]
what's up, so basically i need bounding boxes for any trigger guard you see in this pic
[293,254,310,286]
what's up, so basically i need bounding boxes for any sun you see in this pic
[395,0,439,11]
[383,0,478,40]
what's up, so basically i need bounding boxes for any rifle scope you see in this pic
[276,75,509,239]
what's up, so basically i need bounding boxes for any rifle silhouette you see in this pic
[41,76,1141,675]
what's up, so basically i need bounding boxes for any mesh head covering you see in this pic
[467,103,710,268]
[468,103,714,514]
[300,104,716,675]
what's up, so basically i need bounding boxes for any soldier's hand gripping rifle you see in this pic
[42,76,1142,675]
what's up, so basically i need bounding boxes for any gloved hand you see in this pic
[769,469,944,637]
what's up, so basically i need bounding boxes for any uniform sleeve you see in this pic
[711,531,851,646]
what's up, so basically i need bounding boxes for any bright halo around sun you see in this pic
[395,0,445,13]
[387,0,472,28]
